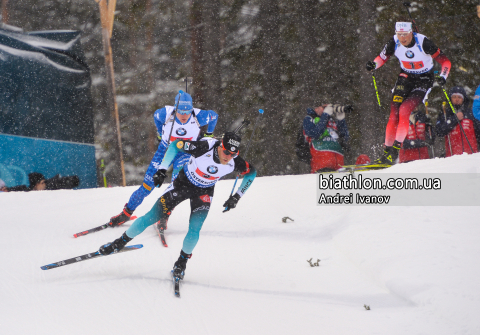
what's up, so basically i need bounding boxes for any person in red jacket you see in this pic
[399,110,434,163]
[366,21,451,165]
[435,86,478,156]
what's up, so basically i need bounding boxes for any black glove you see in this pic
[366,61,376,71]
[344,105,353,113]
[223,194,241,212]
[436,76,446,86]
[153,169,167,188]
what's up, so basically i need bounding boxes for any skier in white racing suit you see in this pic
[99,132,256,281]
[366,21,451,165]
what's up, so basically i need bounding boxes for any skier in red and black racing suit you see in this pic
[98,132,256,281]
[366,21,451,165]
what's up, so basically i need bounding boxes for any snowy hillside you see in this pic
[2,154,480,335]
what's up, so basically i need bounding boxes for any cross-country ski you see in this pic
[73,216,138,238]
[154,222,168,247]
[40,244,143,270]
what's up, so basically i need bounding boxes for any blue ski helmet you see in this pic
[175,91,193,115]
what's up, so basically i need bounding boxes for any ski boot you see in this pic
[99,232,133,255]
[172,250,192,280]
[109,204,134,227]
[374,140,401,165]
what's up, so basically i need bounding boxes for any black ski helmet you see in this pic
[222,132,241,153]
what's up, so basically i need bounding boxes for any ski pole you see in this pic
[441,86,474,153]
[183,77,192,93]
[424,100,435,158]
[101,159,107,188]
[165,90,184,147]
[372,74,381,107]
[223,109,264,212]
[443,102,453,156]
[232,119,251,135]
[403,2,420,33]
[211,120,250,141]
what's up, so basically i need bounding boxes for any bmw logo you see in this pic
[405,50,414,59]
[207,165,218,174]
[176,128,187,136]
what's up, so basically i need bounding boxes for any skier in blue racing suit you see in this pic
[107,91,218,228]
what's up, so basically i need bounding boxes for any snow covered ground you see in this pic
[2,153,480,335]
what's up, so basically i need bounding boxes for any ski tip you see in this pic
[128,244,144,249]
[258,109,264,114]
[73,231,88,238]
[130,216,138,221]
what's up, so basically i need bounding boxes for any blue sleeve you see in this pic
[197,109,218,133]
[473,86,480,121]
[159,139,181,169]
[154,108,168,133]
[336,119,349,143]
[303,111,330,139]
[235,167,257,197]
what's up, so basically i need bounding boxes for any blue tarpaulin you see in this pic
[0,134,96,188]
[0,27,96,188]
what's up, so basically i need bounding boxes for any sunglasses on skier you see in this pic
[396,32,411,38]
[221,143,237,156]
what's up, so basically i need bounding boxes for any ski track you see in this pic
[2,153,480,334]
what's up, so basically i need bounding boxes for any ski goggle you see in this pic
[396,32,411,38]
[221,142,238,156]
[176,109,193,115]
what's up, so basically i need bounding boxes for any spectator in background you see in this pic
[6,172,46,192]
[399,110,434,163]
[302,104,351,172]
[435,86,478,157]
[473,84,480,121]
[0,179,7,192]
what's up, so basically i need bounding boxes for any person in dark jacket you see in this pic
[7,172,46,192]
[436,86,479,156]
